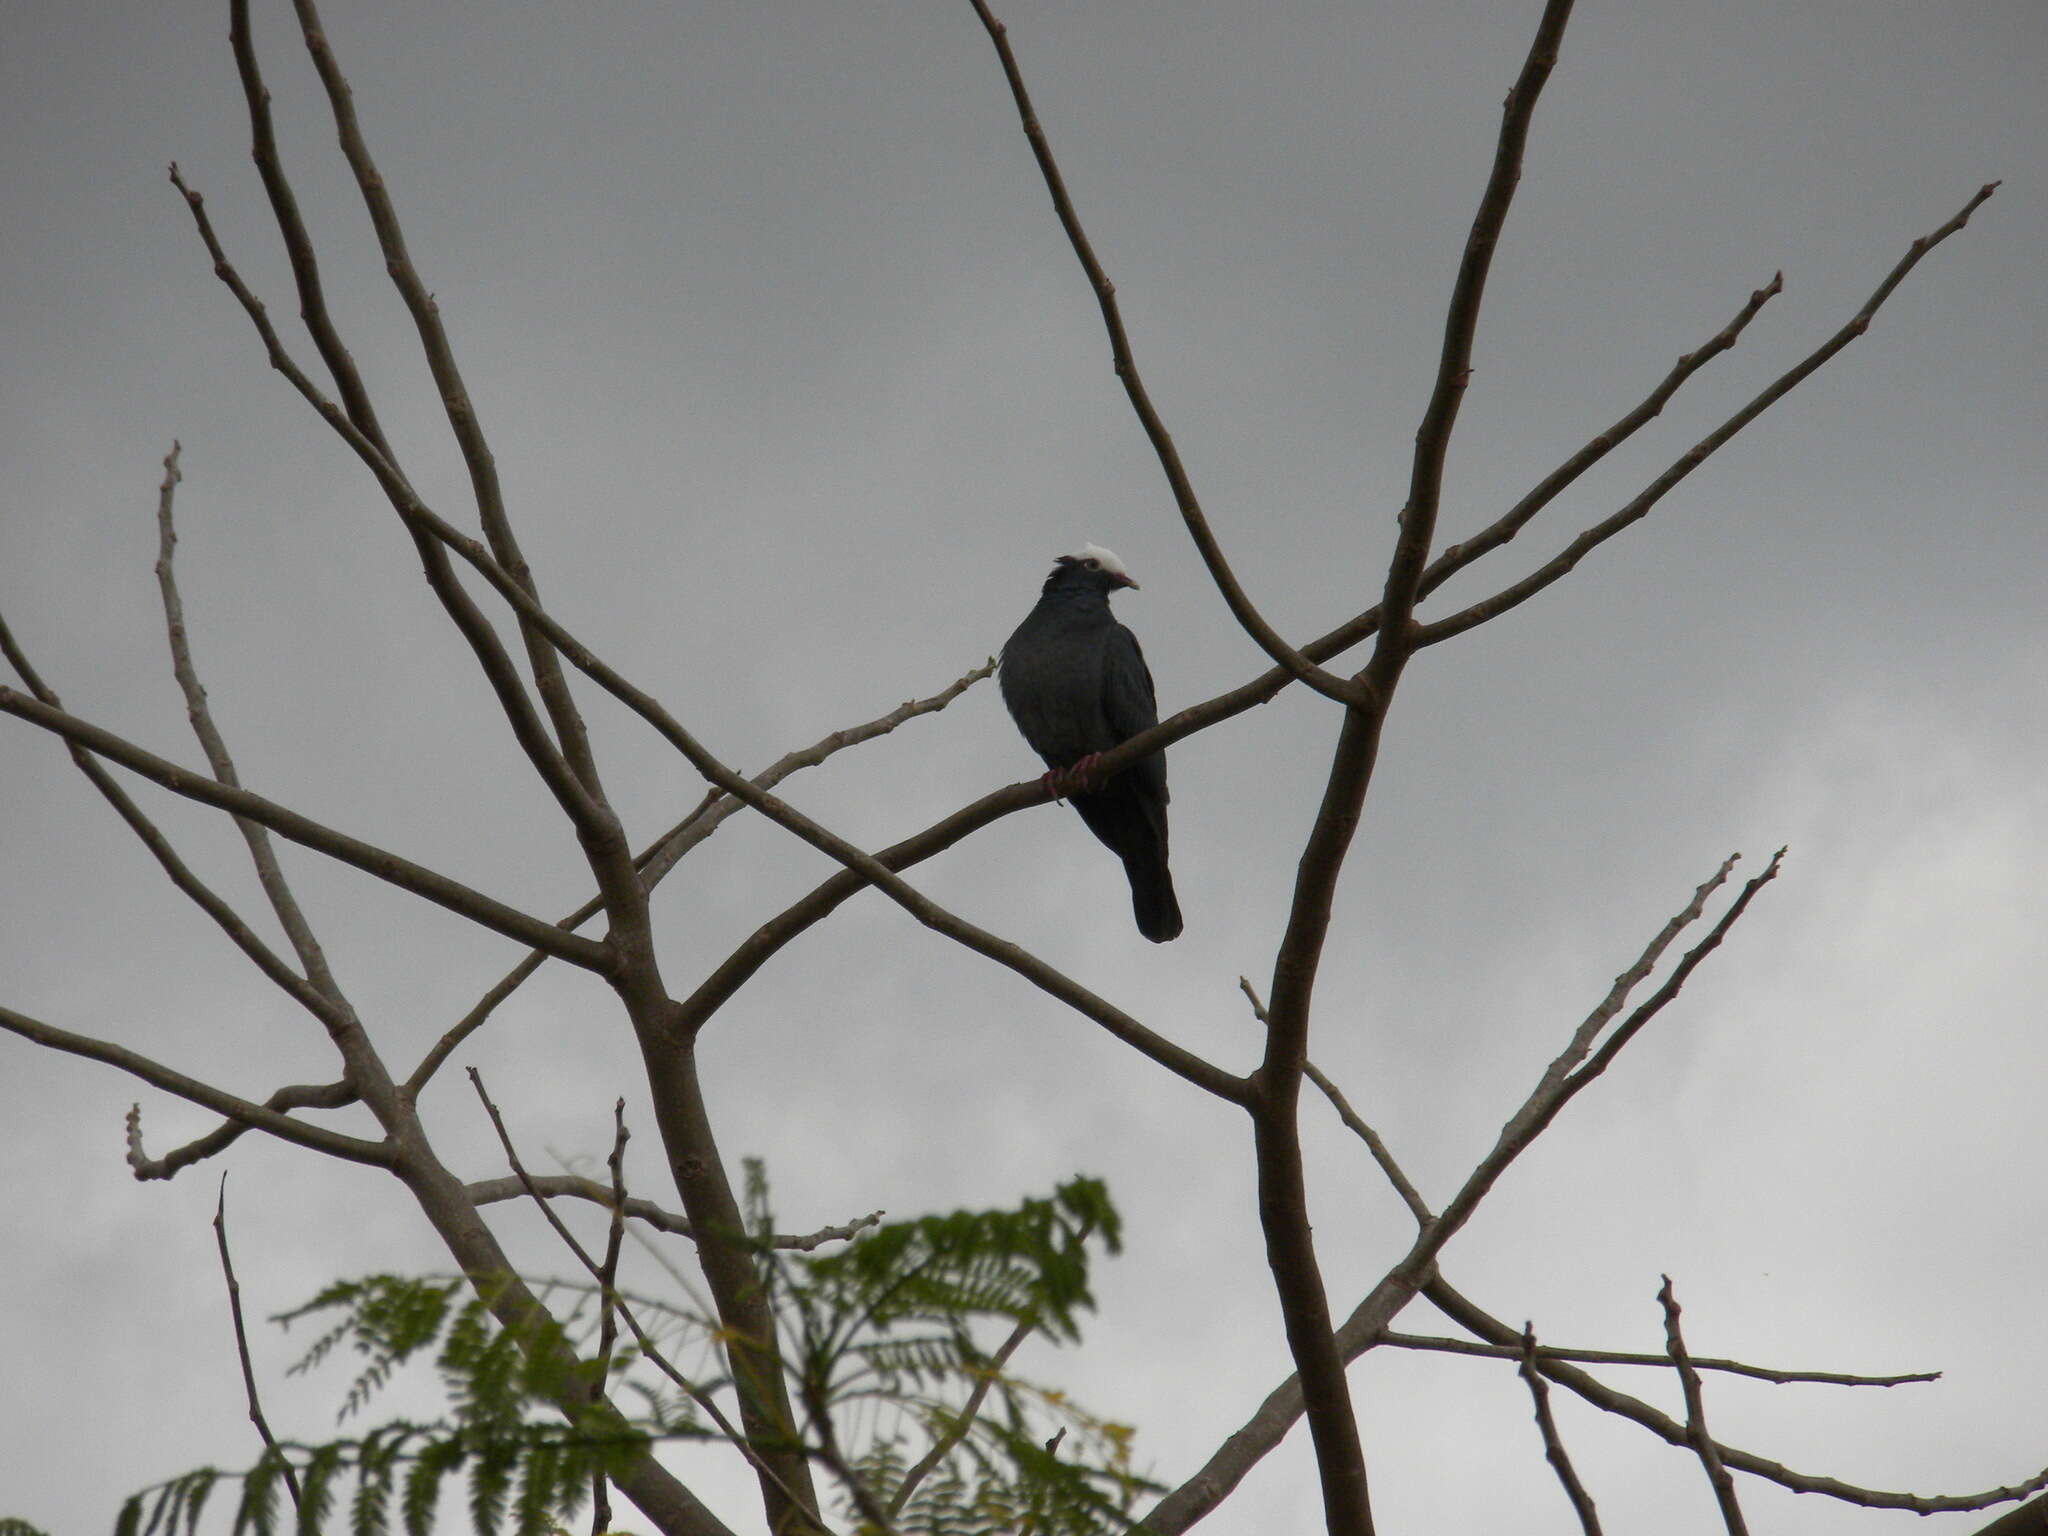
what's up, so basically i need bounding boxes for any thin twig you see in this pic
[129,1082,358,1181]
[214,1176,304,1510]
[1377,0,1575,661]
[1416,183,2001,647]
[0,606,356,1033]
[155,440,343,1001]
[965,0,1368,709]
[404,660,994,1098]
[1304,1064,1434,1227]
[1394,852,1779,1290]
[590,1101,630,1536]
[1520,1323,1601,1535]
[0,1003,390,1167]
[1380,1330,1938,1388]
[465,1069,812,1516]
[284,0,612,811]
[634,659,999,892]
[888,1316,1035,1516]
[466,1174,883,1250]
[1659,1277,1749,1535]
[226,0,384,443]
[1242,975,1435,1228]
[1427,1276,2048,1515]
[0,684,612,972]
[1144,855,1774,1534]
[1425,273,1781,597]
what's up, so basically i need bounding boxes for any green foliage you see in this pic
[277,1277,464,1422]
[778,1175,1153,1536]
[798,1172,1121,1348]
[124,1177,1149,1536]
[120,1418,640,1536]
[119,1270,651,1536]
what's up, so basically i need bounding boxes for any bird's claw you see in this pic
[1043,753,1106,800]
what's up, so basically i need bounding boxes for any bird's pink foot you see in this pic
[1064,753,1106,796]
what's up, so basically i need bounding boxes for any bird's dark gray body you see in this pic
[1000,548,1183,942]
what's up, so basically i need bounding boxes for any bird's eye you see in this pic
[1082,558,1099,569]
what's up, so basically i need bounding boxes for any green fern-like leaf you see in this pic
[468,1433,517,1536]
[277,1277,463,1423]
[400,1437,463,1536]
[511,1437,564,1536]
[296,1443,344,1536]
[177,1470,219,1536]
[230,1449,284,1536]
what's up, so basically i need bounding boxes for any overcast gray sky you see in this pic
[3,1,2043,1532]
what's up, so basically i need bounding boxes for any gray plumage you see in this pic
[1000,546,1182,942]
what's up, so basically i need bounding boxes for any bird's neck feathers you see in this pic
[1038,568,1117,604]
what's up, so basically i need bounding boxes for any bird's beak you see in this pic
[1115,573,1140,590]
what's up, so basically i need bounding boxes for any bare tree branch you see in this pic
[465,1069,809,1526]
[1659,1277,1750,1535]
[154,440,341,1002]
[1415,183,2001,647]
[1385,853,1776,1291]
[1520,1323,1601,1536]
[169,147,1231,1108]
[1221,17,1582,1533]
[1380,1330,1938,1388]
[1144,1246,2030,1536]
[225,0,384,442]
[1304,1063,1434,1227]
[404,660,994,1099]
[168,161,631,897]
[633,658,997,891]
[0,686,612,971]
[361,488,1248,1102]
[0,608,354,1030]
[1378,0,1574,654]
[463,1173,882,1252]
[129,1082,358,1182]
[213,1177,303,1511]
[887,1316,1036,1518]
[281,0,614,814]
[1242,978,1437,1229]
[590,1102,631,1536]
[965,0,1369,710]
[0,1004,390,1167]
[1428,1276,2048,1515]
[1424,272,1781,596]
[1146,852,1769,1532]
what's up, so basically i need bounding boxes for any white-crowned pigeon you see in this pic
[1000,544,1183,942]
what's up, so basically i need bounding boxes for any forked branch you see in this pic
[1660,1277,1750,1535]
[0,1004,391,1168]
[1417,183,2001,646]
[1520,1323,1602,1536]
[0,686,612,970]
[405,660,994,1097]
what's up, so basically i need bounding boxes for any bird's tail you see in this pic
[1126,851,1183,943]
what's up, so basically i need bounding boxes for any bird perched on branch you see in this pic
[1000,544,1182,942]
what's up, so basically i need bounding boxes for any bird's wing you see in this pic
[1102,623,1162,742]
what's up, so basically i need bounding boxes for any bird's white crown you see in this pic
[1070,543,1132,581]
